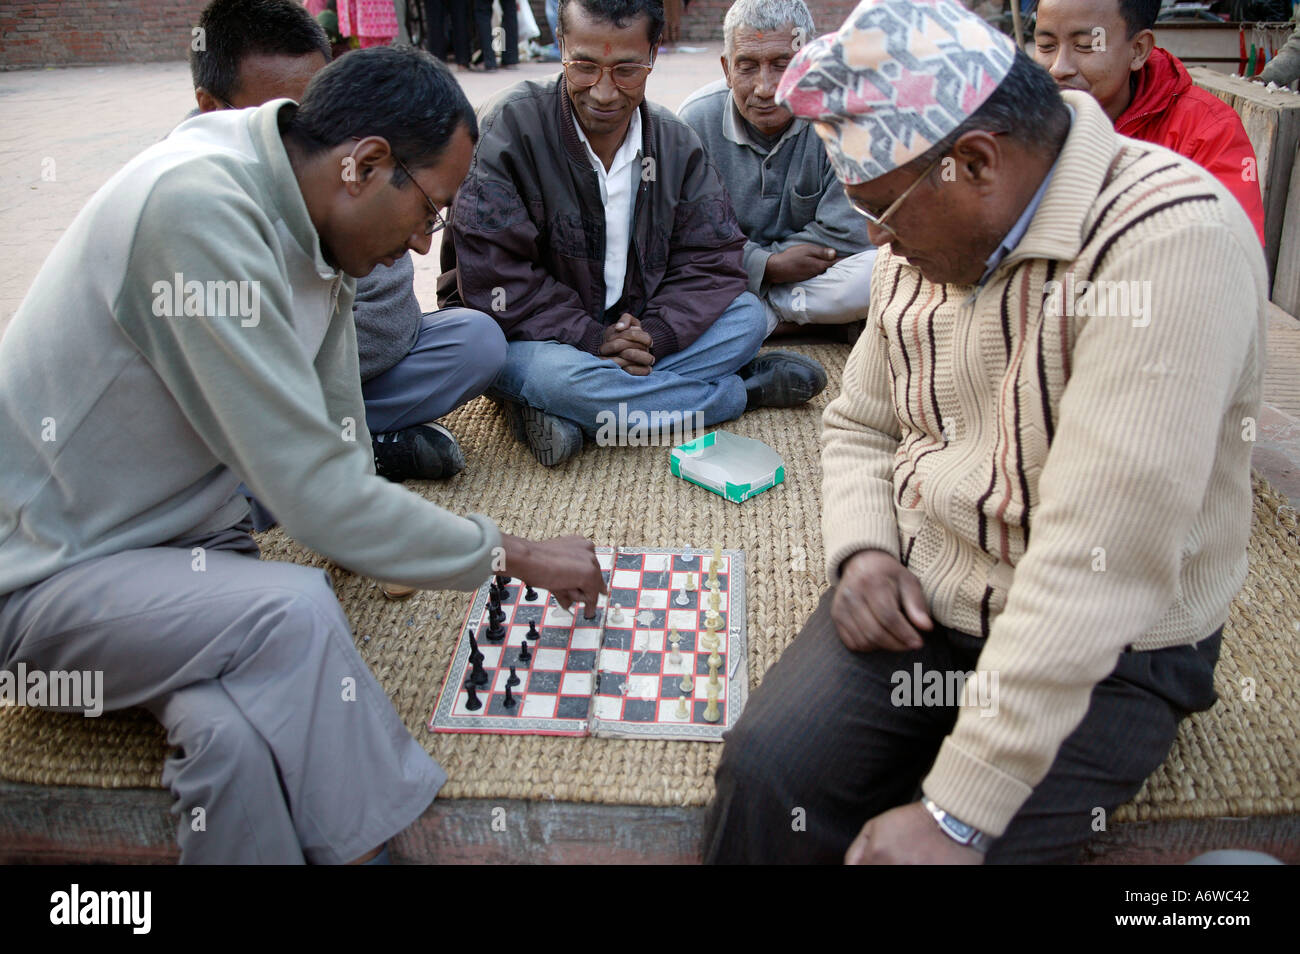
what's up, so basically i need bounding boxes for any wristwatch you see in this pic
[922,797,993,854]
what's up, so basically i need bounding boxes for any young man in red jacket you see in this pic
[1033,0,1266,244]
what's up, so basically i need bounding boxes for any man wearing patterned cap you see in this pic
[706,0,1265,863]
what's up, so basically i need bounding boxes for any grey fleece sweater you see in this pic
[0,101,499,597]
[678,78,872,295]
[354,252,424,382]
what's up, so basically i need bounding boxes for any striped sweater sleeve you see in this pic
[821,257,903,580]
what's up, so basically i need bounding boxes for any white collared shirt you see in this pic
[573,108,642,311]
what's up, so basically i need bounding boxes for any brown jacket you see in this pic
[438,76,747,358]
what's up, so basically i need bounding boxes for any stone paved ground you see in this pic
[1,50,1296,499]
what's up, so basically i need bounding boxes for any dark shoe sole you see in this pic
[501,400,583,467]
[742,350,828,409]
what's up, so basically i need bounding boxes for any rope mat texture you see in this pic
[1,344,1297,822]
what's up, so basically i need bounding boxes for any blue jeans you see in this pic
[491,291,767,436]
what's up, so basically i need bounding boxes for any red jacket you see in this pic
[1116,48,1266,245]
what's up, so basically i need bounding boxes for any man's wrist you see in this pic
[922,797,994,854]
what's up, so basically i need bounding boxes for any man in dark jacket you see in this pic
[440,0,827,466]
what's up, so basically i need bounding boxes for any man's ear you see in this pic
[344,135,396,196]
[1130,28,1155,71]
[950,130,1004,187]
[194,87,222,113]
[721,54,732,88]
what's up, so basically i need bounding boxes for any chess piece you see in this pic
[526,619,540,641]
[703,685,721,723]
[468,630,484,665]
[525,584,538,601]
[685,572,696,592]
[464,681,482,711]
[681,546,695,563]
[489,580,502,604]
[679,671,694,693]
[485,613,506,642]
[506,665,521,688]
[675,692,690,720]
[502,683,517,710]
[609,602,624,624]
[708,656,721,688]
[668,630,682,665]
[495,573,511,590]
[518,639,532,663]
[674,587,688,606]
[468,654,489,688]
[709,645,722,669]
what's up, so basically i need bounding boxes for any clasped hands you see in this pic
[600,313,654,376]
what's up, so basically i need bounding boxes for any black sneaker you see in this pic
[500,399,584,467]
[371,423,465,482]
[740,350,828,410]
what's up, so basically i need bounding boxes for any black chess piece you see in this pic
[506,665,520,688]
[526,620,540,641]
[518,639,532,663]
[488,581,502,604]
[489,603,506,626]
[468,655,489,688]
[525,585,538,601]
[464,681,482,711]
[468,630,484,665]
[502,683,517,710]
[495,574,511,590]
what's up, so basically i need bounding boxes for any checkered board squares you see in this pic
[429,546,747,742]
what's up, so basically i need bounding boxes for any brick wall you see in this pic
[680,0,861,41]
[0,1,205,69]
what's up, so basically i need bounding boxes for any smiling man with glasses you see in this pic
[705,0,1265,866]
[440,0,827,467]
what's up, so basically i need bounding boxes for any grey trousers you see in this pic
[361,307,507,436]
[704,588,1220,864]
[0,521,446,864]
[762,249,876,335]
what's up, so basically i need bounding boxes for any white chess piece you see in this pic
[608,602,623,624]
[674,586,688,606]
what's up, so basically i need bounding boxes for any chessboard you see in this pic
[428,546,748,741]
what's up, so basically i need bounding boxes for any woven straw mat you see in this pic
[1,343,1297,821]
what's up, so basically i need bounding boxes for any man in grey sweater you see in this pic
[191,0,506,485]
[0,47,605,863]
[678,0,875,338]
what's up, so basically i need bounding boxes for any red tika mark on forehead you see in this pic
[604,42,612,56]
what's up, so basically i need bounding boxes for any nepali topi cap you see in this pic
[776,0,1016,184]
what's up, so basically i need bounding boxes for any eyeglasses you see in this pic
[562,58,654,90]
[391,153,449,236]
[847,150,947,239]
[349,136,448,236]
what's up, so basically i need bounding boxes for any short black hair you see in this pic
[1031,0,1160,39]
[557,0,666,49]
[190,0,332,102]
[1117,0,1161,37]
[284,46,478,186]
[902,50,1070,174]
